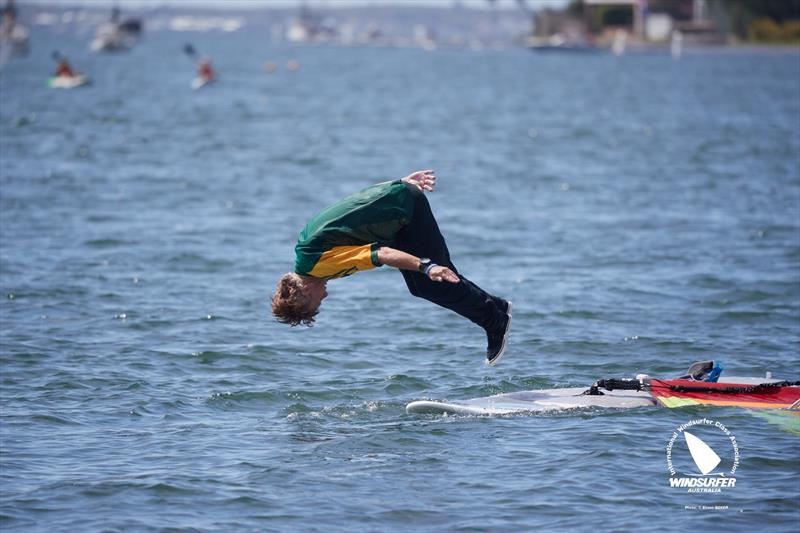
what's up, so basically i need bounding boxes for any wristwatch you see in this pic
[418,258,432,273]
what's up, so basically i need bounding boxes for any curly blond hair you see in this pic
[271,273,318,326]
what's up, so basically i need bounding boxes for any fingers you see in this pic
[443,271,460,283]
[413,169,436,192]
[429,267,460,283]
[402,170,436,192]
[407,170,435,181]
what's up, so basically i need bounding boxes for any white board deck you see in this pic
[406,386,657,415]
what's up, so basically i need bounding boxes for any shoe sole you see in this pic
[485,301,512,366]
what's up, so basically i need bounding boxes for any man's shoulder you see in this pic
[294,243,319,276]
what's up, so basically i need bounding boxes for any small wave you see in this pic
[382,374,433,394]
[35,379,92,391]
[29,413,82,426]
[284,402,315,417]
[688,274,730,289]
[91,114,129,125]
[283,399,403,421]
[715,310,771,322]
[145,482,197,495]
[554,309,601,319]
[206,390,278,404]
[85,214,118,223]
[84,238,137,249]
[192,351,230,364]
[222,495,270,506]
[165,253,234,273]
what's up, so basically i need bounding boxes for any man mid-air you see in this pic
[271,170,512,365]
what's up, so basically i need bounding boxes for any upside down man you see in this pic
[271,170,512,365]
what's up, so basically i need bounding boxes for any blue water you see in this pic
[2,28,799,531]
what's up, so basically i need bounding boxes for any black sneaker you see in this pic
[492,297,511,316]
[485,301,512,366]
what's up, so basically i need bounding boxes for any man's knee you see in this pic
[404,274,443,300]
[410,276,466,302]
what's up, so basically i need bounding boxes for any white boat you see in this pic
[90,23,137,53]
[0,21,27,57]
[0,0,28,60]
[191,76,214,90]
[90,6,142,53]
[526,34,596,53]
[48,75,90,89]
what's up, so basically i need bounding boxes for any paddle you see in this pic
[183,43,196,59]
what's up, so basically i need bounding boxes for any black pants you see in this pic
[392,187,505,332]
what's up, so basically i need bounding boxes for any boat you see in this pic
[47,75,91,89]
[0,0,29,58]
[191,76,214,90]
[526,34,597,53]
[0,20,27,56]
[90,23,137,52]
[89,6,142,53]
[406,361,800,415]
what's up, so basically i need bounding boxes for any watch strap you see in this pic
[423,263,438,277]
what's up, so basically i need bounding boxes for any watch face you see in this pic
[419,258,431,272]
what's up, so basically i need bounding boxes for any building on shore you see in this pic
[528,0,728,51]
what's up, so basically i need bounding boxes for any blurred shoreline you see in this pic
[10,2,800,54]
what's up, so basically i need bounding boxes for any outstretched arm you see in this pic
[377,247,459,283]
[401,169,436,193]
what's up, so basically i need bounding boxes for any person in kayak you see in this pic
[271,170,513,365]
[197,57,215,81]
[54,58,76,78]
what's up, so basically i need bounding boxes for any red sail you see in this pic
[649,379,800,409]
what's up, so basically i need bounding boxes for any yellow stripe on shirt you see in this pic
[308,244,378,279]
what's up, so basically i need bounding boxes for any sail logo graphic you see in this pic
[665,418,739,493]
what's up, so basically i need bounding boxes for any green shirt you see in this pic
[294,180,415,279]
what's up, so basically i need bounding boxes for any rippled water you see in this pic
[1,28,799,531]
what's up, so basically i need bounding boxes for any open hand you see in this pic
[428,265,459,283]
[401,170,436,192]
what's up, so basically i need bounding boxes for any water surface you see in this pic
[1,30,799,531]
